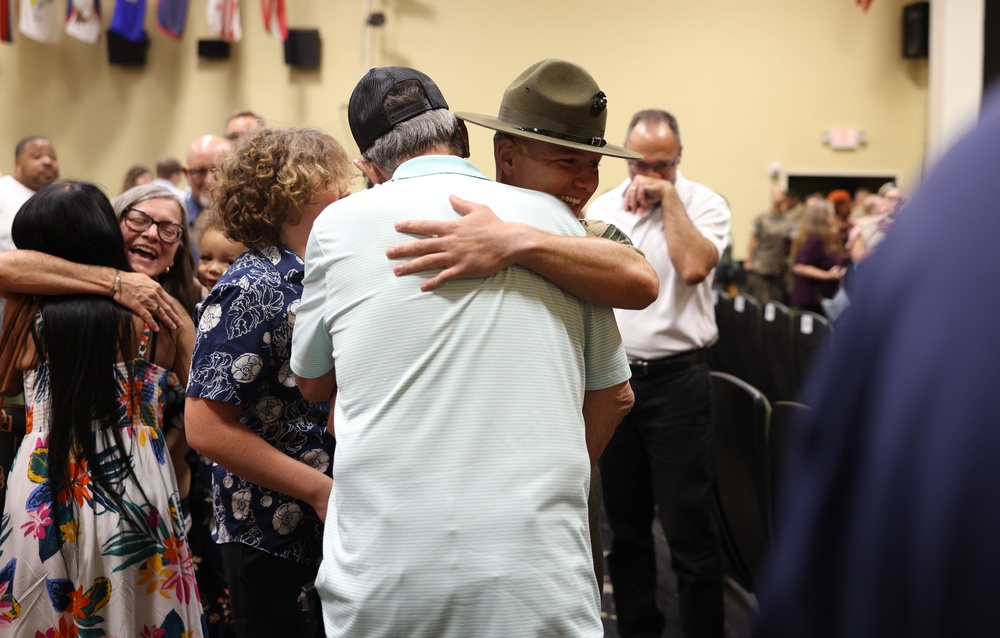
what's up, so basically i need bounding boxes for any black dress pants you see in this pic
[600,354,723,638]
[221,542,320,638]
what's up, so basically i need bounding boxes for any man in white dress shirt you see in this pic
[587,109,731,638]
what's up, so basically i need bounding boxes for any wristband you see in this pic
[112,270,121,297]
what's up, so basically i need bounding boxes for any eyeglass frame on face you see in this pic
[187,167,214,180]
[627,154,681,173]
[121,207,185,244]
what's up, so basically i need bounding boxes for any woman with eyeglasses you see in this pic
[0,180,203,635]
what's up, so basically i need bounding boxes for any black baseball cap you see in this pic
[348,66,450,154]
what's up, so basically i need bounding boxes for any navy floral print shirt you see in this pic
[186,244,333,566]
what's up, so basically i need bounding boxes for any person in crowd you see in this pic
[0,136,60,252]
[224,110,264,143]
[783,188,804,224]
[184,126,350,638]
[121,164,153,192]
[826,189,853,245]
[183,135,231,228]
[587,108,732,638]
[381,57,655,593]
[153,156,187,200]
[850,186,872,220]
[192,210,245,295]
[0,180,201,636]
[745,186,795,303]
[110,185,201,315]
[757,83,1000,638]
[291,65,632,638]
[877,181,904,215]
[789,199,846,314]
[847,185,897,264]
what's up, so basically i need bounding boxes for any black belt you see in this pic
[628,348,708,378]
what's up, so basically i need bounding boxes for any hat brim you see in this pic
[456,111,642,161]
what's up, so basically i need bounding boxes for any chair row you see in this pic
[709,371,809,594]
[709,292,833,404]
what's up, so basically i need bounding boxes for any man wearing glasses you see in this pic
[183,134,231,228]
[587,110,731,638]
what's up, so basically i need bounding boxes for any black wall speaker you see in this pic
[903,2,930,59]
[198,39,232,60]
[284,29,321,68]
[985,0,1000,91]
[107,30,149,66]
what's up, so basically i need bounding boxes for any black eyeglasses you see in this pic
[122,208,185,243]
[187,167,216,179]
[627,155,681,173]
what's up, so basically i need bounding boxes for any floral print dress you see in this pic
[0,324,204,637]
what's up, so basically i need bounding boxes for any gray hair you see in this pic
[625,109,682,147]
[112,183,189,229]
[362,109,466,177]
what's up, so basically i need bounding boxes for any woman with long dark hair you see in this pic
[0,181,203,636]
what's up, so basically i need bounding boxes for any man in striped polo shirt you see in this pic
[291,66,633,638]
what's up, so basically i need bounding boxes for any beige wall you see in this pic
[0,0,927,258]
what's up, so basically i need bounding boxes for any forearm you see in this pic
[294,369,337,405]
[582,381,635,466]
[185,398,333,516]
[0,250,114,296]
[791,263,835,280]
[513,226,658,309]
[661,198,718,284]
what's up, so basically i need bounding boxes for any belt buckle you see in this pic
[629,359,649,378]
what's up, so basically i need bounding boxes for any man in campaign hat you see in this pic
[386,58,658,310]
[386,58,659,591]
[291,65,634,638]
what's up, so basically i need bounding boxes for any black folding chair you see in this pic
[792,310,833,391]
[710,371,770,593]
[758,301,797,402]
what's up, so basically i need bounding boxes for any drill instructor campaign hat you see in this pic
[456,59,641,160]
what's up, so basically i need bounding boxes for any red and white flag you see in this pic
[66,0,102,44]
[1,0,15,42]
[20,0,61,44]
[207,0,241,42]
[261,0,285,40]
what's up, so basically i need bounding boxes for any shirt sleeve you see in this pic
[290,230,335,379]
[186,278,278,406]
[583,302,631,390]
[691,193,732,258]
[580,218,646,256]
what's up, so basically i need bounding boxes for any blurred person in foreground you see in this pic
[758,87,1000,638]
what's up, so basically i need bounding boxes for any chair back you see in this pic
[792,310,833,390]
[758,301,797,402]
[710,371,770,593]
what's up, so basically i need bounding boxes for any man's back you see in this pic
[294,156,626,637]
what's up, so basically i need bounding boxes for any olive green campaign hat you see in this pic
[456,59,642,160]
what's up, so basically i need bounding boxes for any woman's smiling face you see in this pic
[119,197,184,277]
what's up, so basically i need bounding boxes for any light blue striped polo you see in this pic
[291,155,629,638]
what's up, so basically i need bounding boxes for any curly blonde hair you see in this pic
[209,126,353,249]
